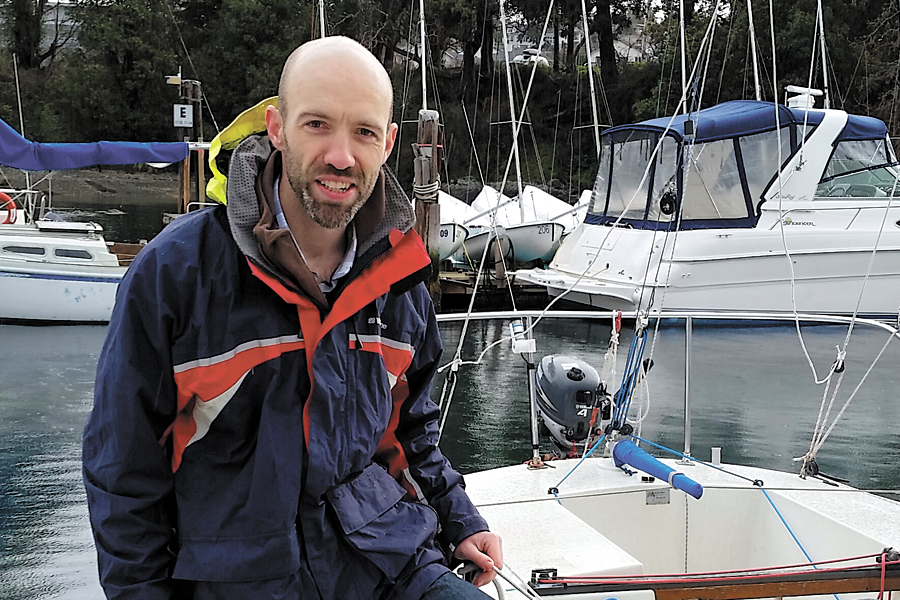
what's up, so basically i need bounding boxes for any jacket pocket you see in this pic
[326,463,439,581]
[172,527,301,582]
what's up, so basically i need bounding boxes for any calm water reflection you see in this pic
[1,316,899,598]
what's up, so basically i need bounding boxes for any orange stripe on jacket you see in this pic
[169,337,305,472]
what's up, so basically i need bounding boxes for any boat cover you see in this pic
[612,439,703,499]
[609,100,887,143]
[0,118,189,171]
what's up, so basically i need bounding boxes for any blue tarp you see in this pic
[0,118,189,171]
[612,439,703,499]
[604,100,887,144]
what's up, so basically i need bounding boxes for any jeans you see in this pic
[420,572,494,600]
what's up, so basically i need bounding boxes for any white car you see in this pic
[512,48,549,67]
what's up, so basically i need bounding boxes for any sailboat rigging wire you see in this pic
[492,565,542,600]
[579,0,602,152]
[806,330,897,458]
[392,0,418,176]
[630,435,765,487]
[461,102,486,185]
[163,0,220,134]
[635,8,721,317]
[549,434,608,497]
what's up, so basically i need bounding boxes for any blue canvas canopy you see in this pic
[0,118,189,171]
[606,100,887,144]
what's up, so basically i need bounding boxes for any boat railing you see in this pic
[435,309,899,470]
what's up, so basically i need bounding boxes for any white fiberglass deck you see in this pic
[465,454,900,599]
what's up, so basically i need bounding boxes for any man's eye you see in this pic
[307,120,325,128]
[359,128,376,137]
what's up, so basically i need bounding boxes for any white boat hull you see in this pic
[438,222,468,261]
[0,221,126,323]
[455,222,565,266]
[518,216,900,317]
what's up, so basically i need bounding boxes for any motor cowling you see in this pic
[534,355,607,454]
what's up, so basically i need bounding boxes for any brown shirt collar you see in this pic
[251,150,387,308]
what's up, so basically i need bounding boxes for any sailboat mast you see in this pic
[746,0,761,101]
[579,0,601,154]
[498,0,524,205]
[419,0,428,111]
[816,0,830,108]
[680,0,687,113]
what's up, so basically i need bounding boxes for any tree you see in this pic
[176,0,311,130]
[3,0,74,69]
[46,0,178,142]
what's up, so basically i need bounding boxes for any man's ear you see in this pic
[383,122,399,163]
[266,105,285,150]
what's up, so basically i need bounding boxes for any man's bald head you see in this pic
[278,36,394,126]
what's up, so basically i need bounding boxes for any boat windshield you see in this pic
[816,164,900,198]
[816,138,899,198]
[822,138,893,180]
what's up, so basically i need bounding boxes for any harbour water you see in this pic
[2,200,900,598]
[2,317,899,599]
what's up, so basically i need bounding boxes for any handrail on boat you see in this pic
[435,309,900,337]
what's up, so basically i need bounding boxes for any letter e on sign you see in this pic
[173,104,193,128]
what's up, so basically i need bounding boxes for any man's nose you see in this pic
[323,133,355,171]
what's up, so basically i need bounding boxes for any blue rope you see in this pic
[760,488,813,563]
[631,438,839,599]
[759,489,839,599]
[548,434,608,502]
[612,328,648,428]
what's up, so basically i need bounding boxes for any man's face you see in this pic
[270,52,397,229]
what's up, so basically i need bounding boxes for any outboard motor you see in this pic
[534,355,609,457]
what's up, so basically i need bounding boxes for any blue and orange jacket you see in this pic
[82,103,488,600]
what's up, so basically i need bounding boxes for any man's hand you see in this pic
[453,531,504,587]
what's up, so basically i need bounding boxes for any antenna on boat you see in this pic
[498,0,524,205]
[579,0,602,153]
[12,54,32,197]
[746,0,762,101]
[815,0,830,108]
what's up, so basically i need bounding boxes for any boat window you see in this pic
[590,139,612,214]
[739,127,792,208]
[682,138,748,220]
[3,245,45,255]
[815,165,900,198]
[55,248,93,260]
[605,131,655,219]
[824,139,891,179]
[648,135,679,222]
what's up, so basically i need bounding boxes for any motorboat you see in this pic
[0,118,189,324]
[516,98,900,317]
[0,206,129,323]
[434,309,900,599]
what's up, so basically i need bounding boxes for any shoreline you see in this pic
[1,167,181,207]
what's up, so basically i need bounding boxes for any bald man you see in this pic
[84,36,501,600]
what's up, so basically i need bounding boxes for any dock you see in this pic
[438,270,551,312]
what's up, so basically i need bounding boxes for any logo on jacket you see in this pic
[368,317,388,330]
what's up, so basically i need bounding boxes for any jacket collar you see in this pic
[225,134,417,308]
